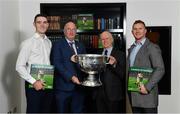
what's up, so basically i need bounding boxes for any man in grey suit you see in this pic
[127,20,165,113]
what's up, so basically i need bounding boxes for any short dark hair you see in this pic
[132,20,146,28]
[65,19,76,25]
[64,19,77,29]
[34,14,48,23]
[67,19,76,23]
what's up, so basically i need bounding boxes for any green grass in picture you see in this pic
[43,75,53,89]
[128,77,139,92]
[77,20,94,30]
[128,77,148,92]
[29,74,53,89]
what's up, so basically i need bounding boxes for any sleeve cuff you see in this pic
[27,77,36,85]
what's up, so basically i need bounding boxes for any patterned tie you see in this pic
[69,42,75,54]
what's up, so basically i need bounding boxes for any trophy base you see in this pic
[81,74,102,87]
[81,80,102,87]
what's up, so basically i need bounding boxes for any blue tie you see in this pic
[104,49,108,56]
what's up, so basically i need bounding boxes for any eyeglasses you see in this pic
[65,28,77,32]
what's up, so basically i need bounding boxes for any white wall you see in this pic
[17,0,180,113]
[0,0,21,113]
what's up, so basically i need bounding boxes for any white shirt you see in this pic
[16,33,52,84]
[102,47,113,57]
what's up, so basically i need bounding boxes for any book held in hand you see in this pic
[29,64,54,89]
[128,67,153,92]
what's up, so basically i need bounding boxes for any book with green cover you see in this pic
[29,64,54,89]
[128,67,153,92]
[77,14,94,30]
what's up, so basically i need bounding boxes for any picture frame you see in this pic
[146,26,172,95]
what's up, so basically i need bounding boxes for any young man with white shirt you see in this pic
[16,14,53,113]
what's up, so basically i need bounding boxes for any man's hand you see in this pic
[33,80,45,91]
[71,55,78,63]
[139,84,148,94]
[71,76,81,85]
[108,56,117,65]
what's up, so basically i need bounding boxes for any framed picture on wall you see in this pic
[146,26,171,95]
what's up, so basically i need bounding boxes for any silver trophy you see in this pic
[76,54,107,87]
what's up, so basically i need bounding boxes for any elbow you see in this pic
[158,66,165,77]
[15,64,24,74]
[15,65,20,72]
[161,64,165,75]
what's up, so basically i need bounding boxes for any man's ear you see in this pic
[145,28,147,33]
[33,22,35,27]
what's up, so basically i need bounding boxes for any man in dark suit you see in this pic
[127,20,165,113]
[51,20,86,113]
[95,31,126,113]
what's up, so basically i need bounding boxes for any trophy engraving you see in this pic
[76,54,107,87]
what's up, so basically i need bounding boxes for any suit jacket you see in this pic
[51,38,86,91]
[127,38,165,108]
[99,48,126,101]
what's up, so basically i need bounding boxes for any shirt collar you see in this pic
[34,33,48,40]
[104,46,113,53]
[65,38,75,44]
[133,37,146,46]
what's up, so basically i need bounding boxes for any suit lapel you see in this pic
[75,41,80,54]
[134,38,150,65]
[63,38,75,54]
[128,44,136,55]
[110,48,116,56]
[128,44,136,62]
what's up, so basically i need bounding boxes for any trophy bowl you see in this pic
[76,54,107,87]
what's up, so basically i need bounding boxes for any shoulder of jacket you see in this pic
[147,40,159,49]
[56,38,64,43]
[112,48,125,57]
[75,40,81,44]
[145,40,162,56]
[53,38,66,47]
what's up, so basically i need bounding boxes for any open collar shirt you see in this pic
[16,33,52,84]
[129,37,146,67]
